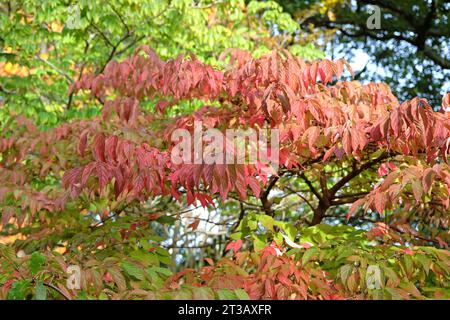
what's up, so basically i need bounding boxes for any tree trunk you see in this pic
[311,202,330,225]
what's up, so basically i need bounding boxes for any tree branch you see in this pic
[284,185,315,211]
[298,172,323,201]
[329,153,388,196]
[35,55,73,84]
[260,175,279,216]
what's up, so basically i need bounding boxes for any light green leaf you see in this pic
[121,262,145,281]
[217,289,236,300]
[29,252,45,276]
[35,281,47,300]
[234,288,250,300]
[302,247,318,266]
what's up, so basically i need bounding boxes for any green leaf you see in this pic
[234,288,250,300]
[192,287,214,300]
[0,244,17,261]
[284,223,297,240]
[121,262,145,281]
[29,252,45,276]
[252,235,266,252]
[256,214,274,231]
[35,281,47,300]
[403,255,413,276]
[173,288,193,299]
[8,280,31,300]
[147,266,173,277]
[98,292,109,300]
[383,266,400,284]
[340,264,353,285]
[274,221,297,240]
[217,289,236,300]
[415,254,431,275]
[130,250,159,266]
[273,232,283,246]
[301,247,318,266]
[156,215,176,225]
[108,267,126,291]
[248,219,257,231]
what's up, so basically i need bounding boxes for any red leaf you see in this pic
[422,168,435,193]
[377,163,389,176]
[62,167,82,188]
[323,146,336,162]
[247,176,261,198]
[78,130,89,157]
[105,135,118,162]
[225,239,243,254]
[346,198,365,220]
[188,218,200,231]
[92,134,106,162]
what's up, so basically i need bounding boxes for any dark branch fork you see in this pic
[300,0,450,69]
[295,152,389,225]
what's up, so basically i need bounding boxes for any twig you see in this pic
[284,186,315,211]
[260,175,280,216]
[299,171,323,201]
[42,282,71,300]
[35,55,73,84]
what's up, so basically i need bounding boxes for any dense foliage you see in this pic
[0,0,322,125]
[277,0,450,106]
[0,0,449,301]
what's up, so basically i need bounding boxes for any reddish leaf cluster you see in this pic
[167,243,340,300]
[65,47,449,209]
[1,47,449,237]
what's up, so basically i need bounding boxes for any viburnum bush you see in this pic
[0,46,449,300]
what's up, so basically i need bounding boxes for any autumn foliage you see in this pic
[0,46,449,300]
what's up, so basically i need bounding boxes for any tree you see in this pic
[276,0,450,107]
[0,0,323,126]
[0,46,449,300]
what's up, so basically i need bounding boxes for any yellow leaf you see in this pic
[327,10,336,21]
[4,62,13,74]
[40,52,49,60]
[50,21,64,33]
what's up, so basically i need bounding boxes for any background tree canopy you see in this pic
[276,0,450,107]
[0,0,449,301]
[0,0,323,125]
